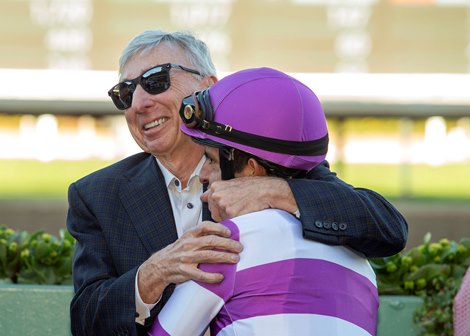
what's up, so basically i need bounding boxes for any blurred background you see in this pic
[0,0,469,248]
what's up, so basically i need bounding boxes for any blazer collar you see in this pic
[119,154,178,254]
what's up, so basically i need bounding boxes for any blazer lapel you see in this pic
[119,155,178,254]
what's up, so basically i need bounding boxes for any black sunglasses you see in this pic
[108,63,201,110]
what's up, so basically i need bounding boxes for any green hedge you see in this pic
[371,233,470,335]
[0,226,75,285]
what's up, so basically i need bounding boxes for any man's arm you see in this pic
[67,183,241,336]
[137,221,241,304]
[67,183,143,336]
[287,163,408,258]
[148,280,223,336]
[203,161,407,258]
[148,220,239,336]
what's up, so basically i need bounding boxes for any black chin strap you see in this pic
[219,147,235,180]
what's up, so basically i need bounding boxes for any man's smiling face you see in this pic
[121,43,202,157]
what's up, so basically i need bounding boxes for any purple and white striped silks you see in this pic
[149,209,378,336]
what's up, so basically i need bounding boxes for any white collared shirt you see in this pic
[135,155,206,325]
[157,156,205,237]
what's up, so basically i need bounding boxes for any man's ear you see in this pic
[209,75,218,84]
[247,158,267,176]
[205,75,218,86]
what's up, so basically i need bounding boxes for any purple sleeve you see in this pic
[196,219,240,300]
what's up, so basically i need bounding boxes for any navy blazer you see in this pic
[67,152,407,336]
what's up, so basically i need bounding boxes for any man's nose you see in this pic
[131,85,153,110]
[199,161,210,184]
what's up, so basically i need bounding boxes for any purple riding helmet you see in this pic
[179,67,329,179]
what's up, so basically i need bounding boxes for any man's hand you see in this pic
[201,176,299,222]
[137,221,242,304]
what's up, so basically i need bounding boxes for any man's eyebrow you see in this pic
[204,149,217,161]
[204,150,213,159]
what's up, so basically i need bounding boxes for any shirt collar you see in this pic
[154,156,206,188]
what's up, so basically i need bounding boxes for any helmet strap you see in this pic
[219,147,235,180]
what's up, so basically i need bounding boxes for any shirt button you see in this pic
[187,203,194,209]
[174,180,180,187]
